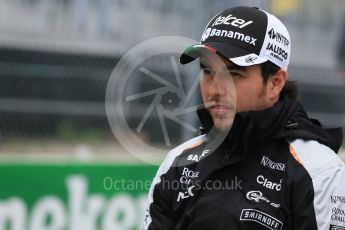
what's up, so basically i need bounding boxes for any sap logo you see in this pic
[240,209,283,230]
[212,14,253,28]
[261,156,286,172]
[268,28,289,47]
[245,56,258,63]
[246,190,280,208]
[201,28,212,42]
[179,167,199,185]
[187,150,209,162]
[331,195,345,204]
[257,175,282,191]
[177,186,195,202]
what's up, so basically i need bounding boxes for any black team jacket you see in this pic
[144,96,345,230]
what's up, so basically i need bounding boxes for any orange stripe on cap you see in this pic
[289,145,302,165]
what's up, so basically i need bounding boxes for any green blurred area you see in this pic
[0,162,159,230]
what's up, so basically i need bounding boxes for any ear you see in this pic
[267,69,287,100]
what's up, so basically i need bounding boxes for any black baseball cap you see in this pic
[180,6,291,69]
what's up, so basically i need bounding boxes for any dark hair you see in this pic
[260,61,280,83]
[260,61,298,101]
[280,80,298,101]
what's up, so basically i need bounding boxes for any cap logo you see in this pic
[266,42,288,61]
[181,7,292,69]
[212,14,253,28]
[201,28,212,42]
[201,28,257,45]
[245,56,258,63]
[268,28,289,47]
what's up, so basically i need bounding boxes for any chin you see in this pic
[213,119,234,131]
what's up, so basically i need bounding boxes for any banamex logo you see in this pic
[201,28,212,42]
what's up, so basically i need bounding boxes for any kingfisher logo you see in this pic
[268,28,289,47]
[261,156,286,171]
[331,195,345,204]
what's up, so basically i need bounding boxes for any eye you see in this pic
[201,67,215,75]
[229,69,245,77]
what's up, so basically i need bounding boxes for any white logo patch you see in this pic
[187,149,209,162]
[246,190,280,208]
[212,14,253,28]
[201,28,212,42]
[240,209,283,230]
[201,28,257,45]
[177,186,195,202]
[245,56,258,63]
[257,175,282,191]
[179,167,199,185]
[261,156,286,172]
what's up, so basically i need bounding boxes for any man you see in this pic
[144,6,345,230]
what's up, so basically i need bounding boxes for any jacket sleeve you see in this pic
[142,149,178,230]
[286,145,318,230]
[289,139,345,230]
[143,173,175,230]
[143,135,205,230]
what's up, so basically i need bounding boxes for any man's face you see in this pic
[199,54,270,130]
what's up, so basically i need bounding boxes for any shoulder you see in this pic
[288,139,345,179]
[147,135,206,202]
[157,134,207,175]
[287,139,345,229]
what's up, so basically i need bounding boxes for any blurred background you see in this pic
[0,0,345,229]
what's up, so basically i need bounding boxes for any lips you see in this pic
[210,105,230,113]
[206,102,234,115]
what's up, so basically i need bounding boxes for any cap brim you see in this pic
[180,42,268,66]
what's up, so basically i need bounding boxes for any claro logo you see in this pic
[257,175,282,191]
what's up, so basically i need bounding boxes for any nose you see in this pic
[208,73,227,97]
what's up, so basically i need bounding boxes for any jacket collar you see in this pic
[197,96,343,154]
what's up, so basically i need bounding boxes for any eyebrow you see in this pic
[199,63,207,69]
[199,62,245,70]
